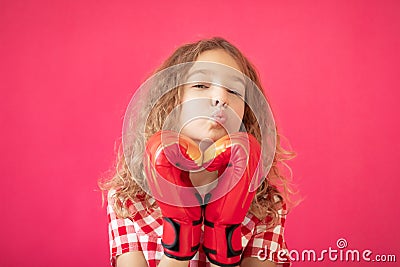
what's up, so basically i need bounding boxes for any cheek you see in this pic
[177,99,210,131]
[179,99,209,119]
[180,87,199,102]
[231,100,245,120]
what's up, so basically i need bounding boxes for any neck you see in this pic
[189,169,218,195]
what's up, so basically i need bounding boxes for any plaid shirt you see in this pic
[107,190,291,267]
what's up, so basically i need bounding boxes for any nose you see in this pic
[211,85,228,108]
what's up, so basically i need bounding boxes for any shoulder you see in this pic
[107,190,163,234]
[107,189,158,215]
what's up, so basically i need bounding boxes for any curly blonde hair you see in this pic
[99,37,298,228]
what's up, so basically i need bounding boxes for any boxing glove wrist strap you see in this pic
[162,216,203,260]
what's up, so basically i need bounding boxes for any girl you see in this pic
[100,37,296,267]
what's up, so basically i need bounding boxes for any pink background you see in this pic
[1,1,399,266]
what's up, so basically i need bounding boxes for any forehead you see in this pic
[196,49,242,72]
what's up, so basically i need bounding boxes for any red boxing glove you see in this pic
[144,130,204,261]
[202,132,263,266]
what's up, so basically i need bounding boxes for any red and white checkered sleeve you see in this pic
[242,203,291,267]
[107,191,142,267]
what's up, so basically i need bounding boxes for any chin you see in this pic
[181,130,224,143]
[180,122,226,142]
[204,130,228,142]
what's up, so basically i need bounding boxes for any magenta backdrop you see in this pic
[1,1,399,266]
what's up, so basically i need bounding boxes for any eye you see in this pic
[192,83,209,89]
[227,89,243,98]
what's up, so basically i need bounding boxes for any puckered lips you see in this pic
[211,109,227,125]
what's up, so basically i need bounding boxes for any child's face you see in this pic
[178,49,245,146]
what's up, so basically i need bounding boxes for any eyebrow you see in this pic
[186,69,212,81]
[186,69,246,88]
